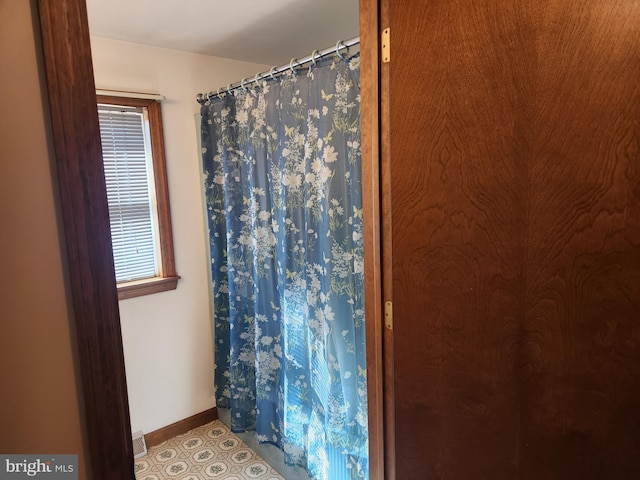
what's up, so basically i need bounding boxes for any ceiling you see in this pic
[86,0,359,66]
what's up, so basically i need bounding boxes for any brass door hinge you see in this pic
[382,28,390,63]
[385,301,393,330]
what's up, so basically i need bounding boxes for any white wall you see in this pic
[90,36,268,434]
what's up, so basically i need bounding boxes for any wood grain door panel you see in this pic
[386,1,640,478]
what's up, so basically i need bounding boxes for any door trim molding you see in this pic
[37,0,134,478]
[378,0,396,477]
[360,0,385,478]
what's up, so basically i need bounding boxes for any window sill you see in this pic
[117,275,180,300]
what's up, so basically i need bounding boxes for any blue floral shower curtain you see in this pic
[200,53,368,480]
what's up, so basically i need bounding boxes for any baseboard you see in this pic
[144,406,218,448]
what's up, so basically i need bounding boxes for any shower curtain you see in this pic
[200,52,367,480]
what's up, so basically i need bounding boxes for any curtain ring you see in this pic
[216,87,222,98]
[289,58,297,74]
[335,40,346,59]
[240,78,248,92]
[254,72,261,85]
[311,49,319,66]
[269,66,278,81]
[226,83,232,95]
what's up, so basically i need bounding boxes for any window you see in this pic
[97,95,178,300]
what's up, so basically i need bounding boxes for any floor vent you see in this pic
[132,431,147,459]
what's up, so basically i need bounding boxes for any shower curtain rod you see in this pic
[196,36,360,103]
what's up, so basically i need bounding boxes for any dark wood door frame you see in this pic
[359,1,385,479]
[37,0,385,478]
[37,0,134,478]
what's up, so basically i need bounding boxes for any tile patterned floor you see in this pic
[134,419,284,480]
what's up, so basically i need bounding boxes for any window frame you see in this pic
[97,94,179,300]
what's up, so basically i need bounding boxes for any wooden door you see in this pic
[382,1,640,478]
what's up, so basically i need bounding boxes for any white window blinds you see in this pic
[98,104,159,283]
